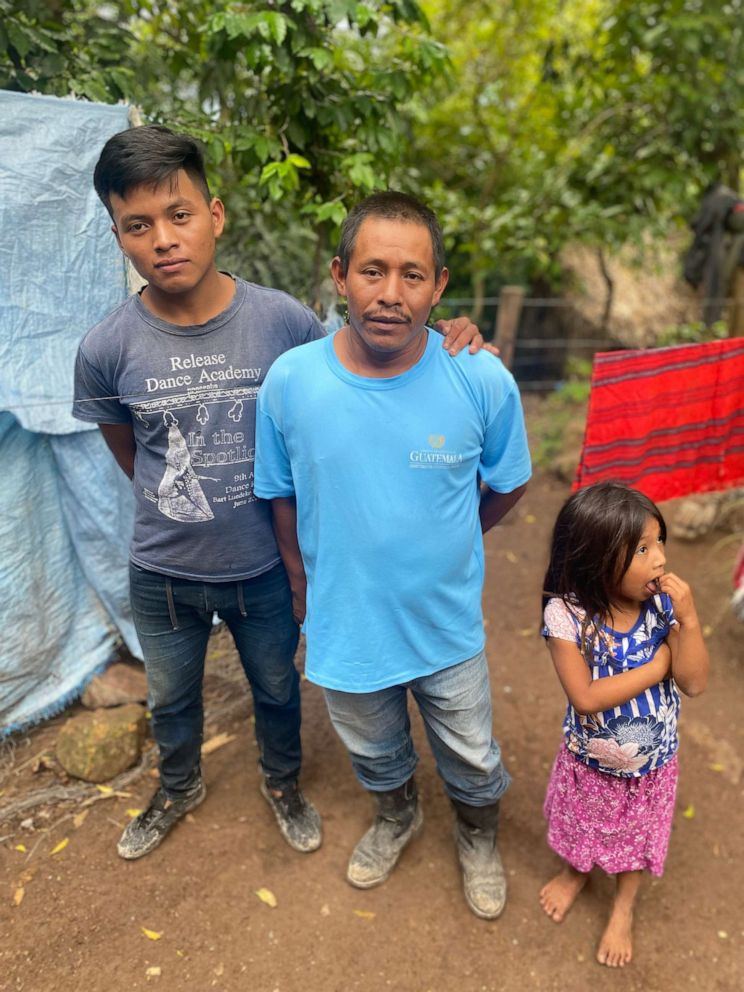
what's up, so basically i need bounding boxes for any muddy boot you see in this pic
[347,778,423,889]
[452,798,506,920]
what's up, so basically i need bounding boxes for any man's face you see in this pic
[331,217,448,355]
[109,169,224,297]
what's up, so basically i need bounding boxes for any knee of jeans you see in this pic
[344,727,415,765]
[253,667,298,707]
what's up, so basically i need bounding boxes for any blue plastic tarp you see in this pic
[0,91,141,733]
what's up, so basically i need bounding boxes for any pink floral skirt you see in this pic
[543,744,678,876]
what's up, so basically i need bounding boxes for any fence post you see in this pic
[729,266,744,336]
[494,286,525,370]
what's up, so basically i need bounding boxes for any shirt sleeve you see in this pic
[303,311,326,344]
[254,369,295,499]
[479,377,532,493]
[72,345,130,425]
[542,598,580,642]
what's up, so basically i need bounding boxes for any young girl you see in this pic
[538,481,709,967]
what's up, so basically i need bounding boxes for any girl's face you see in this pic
[614,515,666,608]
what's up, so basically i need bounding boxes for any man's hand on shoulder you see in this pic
[433,316,500,357]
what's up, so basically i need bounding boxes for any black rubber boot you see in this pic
[347,778,423,889]
[451,798,506,919]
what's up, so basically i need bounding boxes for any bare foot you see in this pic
[597,904,633,967]
[539,866,587,922]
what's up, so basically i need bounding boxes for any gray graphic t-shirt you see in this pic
[73,277,324,581]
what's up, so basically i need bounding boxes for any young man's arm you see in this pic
[432,316,498,356]
[479,483,527,534]
[270,497,307,625]
[99,423,136,480]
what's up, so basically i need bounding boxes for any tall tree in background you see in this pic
[3,0,743,304]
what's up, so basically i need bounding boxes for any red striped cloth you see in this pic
[574,337,744,502]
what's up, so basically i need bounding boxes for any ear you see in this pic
[210,197,226,238]
[330,256,347,297]
[431,266,449,308]
[111,224,124,252]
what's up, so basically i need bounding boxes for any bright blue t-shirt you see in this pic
[254,329,532,691]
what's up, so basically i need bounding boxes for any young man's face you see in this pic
[109,169,224,298]
[330,217,448,356]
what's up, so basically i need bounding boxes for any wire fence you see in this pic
[434,292,736,392]
[0,294,734,413]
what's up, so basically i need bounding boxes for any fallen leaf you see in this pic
[126,809,143,818]
[176,950,184,958]
[682,804,695,819]
[519,627,535,637]
[718,931,728,940]
[142,927,163,941]
[50,838,69,855]
[201,733,236,756]
[73,810,89,829]
[14,844,27,854]
[96,784,114,795]
[710,763,725,773]
[13,887,24,906]
[504,551,518,564]
[145,966,162,976]
[353,909,376,920]
[255,888,277,908]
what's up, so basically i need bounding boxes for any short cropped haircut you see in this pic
[543,481,667,635]
[93,125,211,218]
[336,191,446,279]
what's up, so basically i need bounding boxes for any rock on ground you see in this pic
[55,704,147,782]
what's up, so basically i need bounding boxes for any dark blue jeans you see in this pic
[129,561,301,798]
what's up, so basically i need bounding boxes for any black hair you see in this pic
[336,191,446,279]
[93,125,211,218]
[542,481,667,648]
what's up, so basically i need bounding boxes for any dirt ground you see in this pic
[1,463,742,992]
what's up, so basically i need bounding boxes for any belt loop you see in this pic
[165,577,179,629]
[237,581,247,617]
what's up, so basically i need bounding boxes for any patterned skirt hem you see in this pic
[543,744,678,878]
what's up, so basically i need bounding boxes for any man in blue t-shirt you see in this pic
[72,127,487,864]
[255,192,532,919]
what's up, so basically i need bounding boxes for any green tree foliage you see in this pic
[1,0,448,298]
[3,1,743,302]
[410,0,744,304]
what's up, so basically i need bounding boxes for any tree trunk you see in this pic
[597,248,614,334]
[471,271,486,326]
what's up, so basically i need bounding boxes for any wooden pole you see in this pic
[494,286,525,370]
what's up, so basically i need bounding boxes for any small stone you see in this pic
[56,704,147,782]
[81,662,148,708]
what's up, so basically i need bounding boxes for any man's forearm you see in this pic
[270,496,307,624]
[99,423,136,480]
[479,483,527,534]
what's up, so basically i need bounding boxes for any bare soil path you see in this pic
[1,467,742,992]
